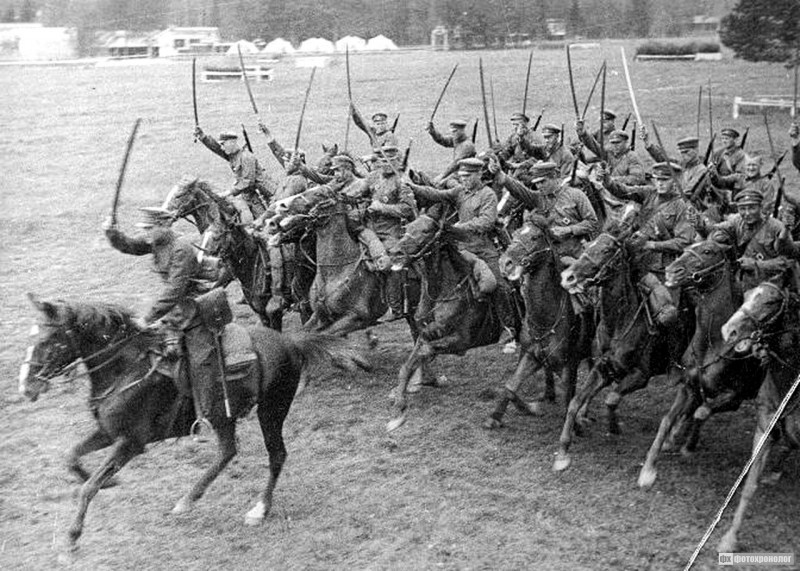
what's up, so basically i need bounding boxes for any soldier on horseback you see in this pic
[351,105,398,151]
[425,118,476,184]
[576,126,646,186]
[517,124,575,178]
[497,112,539,167]
[406,157,519,351]
[103,206,227,436]
[194,126,275,224]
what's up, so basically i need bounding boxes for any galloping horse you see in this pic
[19,294,367,550]
[717,283,800,552]
[163,175,315,330]
[638,240,763,488]
[386,212,519,431]
[554,226,686,471]
[281,184,418,338]
[484,217,594,428]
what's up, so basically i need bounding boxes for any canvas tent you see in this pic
[335,36,366,52]
[365,35,398,51]
[298,37,335,53]
[263,38,294,55]
[226,39,259,55]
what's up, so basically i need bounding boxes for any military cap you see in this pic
[510,112,530,123]
[529,161,559,182]
[541,123,561,135]
[136,206,174,228]
[721,127,740,139]
[677,136,700,150]
[331,154,356,170]
[651,162,682,179]
[449,119,468,128]
[603,109,617,120]
[735,188,763,205]
[377,144,400,157]
[607,130,629,143]
[219,131,238,141]
[283,147,306,159]
[457,157,485,173]
[371,112,388,122]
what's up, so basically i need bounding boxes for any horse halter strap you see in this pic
[583,235,624,286]
[738,282,790,335]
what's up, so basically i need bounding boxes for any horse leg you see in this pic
[554,365,611,472]
[244,391,293,526]
[605,368,647,436]
[387,341,435,432]
[172,421,237,514]
[681,391,746,456]
[485,352,542,429]
[66,428,114,484]
[718,425,771,553]
[364,328,379,350]
[68,437,140,550]
[638,384,696,489]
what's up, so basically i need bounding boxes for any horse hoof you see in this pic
[406,383,420,394]
[483,416,503,429]
[101,476,120,489]
[244,501,267,526]
[637,467,657,489]
[553,452,571,472]
[513,400,543,417]
[680,446,696,459]
[58,549,78,565]
[717,530,737,554]
[693,405,711,421]
[172,496,193,514]
[432,374,449,387]
[386,414,406,433]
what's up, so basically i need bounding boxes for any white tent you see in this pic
[298,37,335,53]
[335,35,366,52]
[226,39,259,55]
[263,37,295,54]
[365,35,398,51]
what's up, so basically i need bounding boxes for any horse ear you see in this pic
[27,293,59,320]
[322,143,329,153]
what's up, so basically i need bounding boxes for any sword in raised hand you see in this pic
[111,118,142,226]
[566,44,580,120]
[429,63,459,124]
[293,67,317,161]
[192,58,199,142]
[620,47,643,127]
[237,44,260,120]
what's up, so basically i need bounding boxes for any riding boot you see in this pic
[379,271,406,322]
[493,285,518,354]
[266,243,285,313]
[640,272,678,327]
[358,227,391,271]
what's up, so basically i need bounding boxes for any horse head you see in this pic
[317,143,339,175]
[391,214,440,268]
[665,240,730,289]
[560,231,625,294]
[722,282,789,358]
[19,294,142,401]
[500,216,553,282]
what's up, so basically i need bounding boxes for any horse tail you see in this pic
[285,332,372,376]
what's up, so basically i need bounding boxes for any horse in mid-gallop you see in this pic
[717,282,800,552]
[484,217,594,428]
[18,294,367,551]
[554,227,687,471]
[386,212,519,431]
[638,239,763,488]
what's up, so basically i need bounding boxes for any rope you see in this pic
[683,370,800,571]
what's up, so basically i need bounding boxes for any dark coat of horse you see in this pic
[484,217,594,428]
[18,295,367,551]
[555,227,688,471]
[638,239,763,488]
[386,213,518,431]
[716,282,800,552]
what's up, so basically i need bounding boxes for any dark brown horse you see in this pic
[638,239,763,488]
[717,282,800,552]
[18,294,367,551]
[484,217,594,428]
[386,213,519,431]
[554,228,686,471]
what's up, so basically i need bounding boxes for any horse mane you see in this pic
[54,300,159,344]
[192,180,240,224]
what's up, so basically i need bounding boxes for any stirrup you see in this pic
[190,418,214,443]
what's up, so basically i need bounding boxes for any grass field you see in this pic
[1,40,798,570]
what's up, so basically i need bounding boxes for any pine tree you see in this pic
[720,0,800,63]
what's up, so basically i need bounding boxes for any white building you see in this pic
[154,26,221,57]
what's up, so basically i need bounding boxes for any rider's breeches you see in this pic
[485,254,517,334]
[385,271,404,315]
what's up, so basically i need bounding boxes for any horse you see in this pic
[18,294,368,551]
[163,175,316,330]
[280,184,418,339]
[484,217,594,428]
[638,239,763,488]
[554,227,687,471]
[716,282,800,552]
[385,212,519,431]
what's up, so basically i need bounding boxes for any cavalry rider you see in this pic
[103,207,221,433]
[497,112,539,168]
[601,161,696,327]
[642,134,714,211]
[343,144,417,322]
[426,118,476,184]
[194,126,275,224]
[405,157,519,352]
[710,154,780,215]
[711,127,746,177]
[576,123,646,186]
[351,104,398,151]
[708,188,796,293]
[515,124,575,178]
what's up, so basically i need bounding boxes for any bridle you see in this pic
[579,234,625,287]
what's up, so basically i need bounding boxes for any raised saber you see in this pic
[111,118,142,225]
[566,44,580,119]
[794,56,799,119]
[237,44,260,118]
[345,46,352,151]
[522,50,533,118]
[429,63,459,124]
[490,76,499,143]
[763,111,784,217]
[192,58,198,142]
[695,85,702,139]
[707,77,713,138]
[599,60,607,161]
[581,60,606,120]
[620,47,643,127]
[293,67,317,158]
[478,58,492,146]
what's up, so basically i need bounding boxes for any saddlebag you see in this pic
[195,287,233,331]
